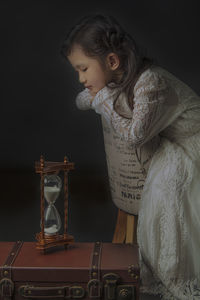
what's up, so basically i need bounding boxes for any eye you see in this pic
[82,68,88,72]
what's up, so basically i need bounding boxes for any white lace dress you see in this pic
[75,65,200,299]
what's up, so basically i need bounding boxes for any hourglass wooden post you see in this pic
[64,156,69,239]
[35,155,74,252]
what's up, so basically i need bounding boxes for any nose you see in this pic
[79,72,86,84]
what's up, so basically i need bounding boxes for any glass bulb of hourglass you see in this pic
[43,174,62,235]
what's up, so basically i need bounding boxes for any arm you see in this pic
[92,69,179,145]
[75,85,119,111]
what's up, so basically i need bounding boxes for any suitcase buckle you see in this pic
[87,279,102,298]
[103,273,120,300]
[0,278,14,297]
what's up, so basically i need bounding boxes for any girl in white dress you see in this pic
[61,14,200,299]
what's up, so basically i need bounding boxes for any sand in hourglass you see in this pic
[44,186,61,235]
[44,186,60,203]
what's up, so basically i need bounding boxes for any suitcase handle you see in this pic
[18,285,85,298]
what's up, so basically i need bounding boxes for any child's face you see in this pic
[68,46,111,97]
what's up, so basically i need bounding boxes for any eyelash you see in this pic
[75,68,88,74]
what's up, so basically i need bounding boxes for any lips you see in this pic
[85,86,92,89]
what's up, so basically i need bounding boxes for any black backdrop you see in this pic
[0,0,199,242]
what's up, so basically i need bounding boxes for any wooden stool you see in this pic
[112,209,138,244]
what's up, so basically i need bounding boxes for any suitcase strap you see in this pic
[87,241,102,299]
[0,241,23,300]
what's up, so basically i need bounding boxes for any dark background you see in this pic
[0,0,199,242]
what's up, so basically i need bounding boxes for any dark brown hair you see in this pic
[61,14,153,114]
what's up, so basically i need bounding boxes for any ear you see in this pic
[106,53,120,70]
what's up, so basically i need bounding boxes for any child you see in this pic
[61,14,200,299]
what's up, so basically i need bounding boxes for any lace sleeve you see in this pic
[75,88,93,110]
[92,69,179,145]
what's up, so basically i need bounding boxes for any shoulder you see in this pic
[134,65,169,97]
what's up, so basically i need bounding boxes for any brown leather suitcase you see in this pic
[0,241,140,300]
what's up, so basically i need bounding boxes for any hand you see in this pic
[89,90,97,97]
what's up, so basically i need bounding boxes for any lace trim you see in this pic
[140,278,200,300]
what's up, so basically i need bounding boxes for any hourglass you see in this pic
[44,174,62,235]
[35,155,74,252]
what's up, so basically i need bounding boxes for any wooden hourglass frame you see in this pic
[35,155,74,252]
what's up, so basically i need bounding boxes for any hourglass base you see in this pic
[35,232,74,252]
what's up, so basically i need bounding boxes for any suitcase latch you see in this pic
[68,286,85,299]
[117,285,135,300]
[103,273,120,300]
